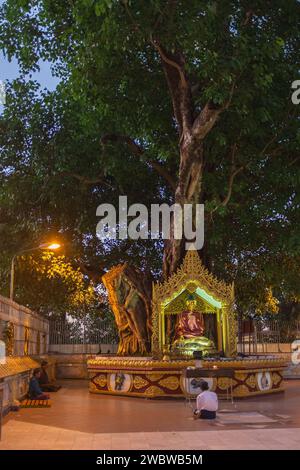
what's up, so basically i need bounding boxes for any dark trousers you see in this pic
[29,393,49,400]
[200,409,216,420]
[40,384,61,392]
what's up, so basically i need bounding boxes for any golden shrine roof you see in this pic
[153,250,234,306]
[0,356,40,379]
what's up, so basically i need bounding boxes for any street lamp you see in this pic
[9,242,61,301]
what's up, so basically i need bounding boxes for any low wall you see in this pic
[284,362,300,379]
[49,353,119,379]
[50,354,91,379]
[237,343,293,354]
[48,344,118,355]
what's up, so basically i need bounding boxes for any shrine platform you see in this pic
[87,355,288,398]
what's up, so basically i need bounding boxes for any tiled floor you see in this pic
[1,379,300,449]
[1,420,300,450]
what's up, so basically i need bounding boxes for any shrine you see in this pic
[87,251,287,398]
[151,250,236,358]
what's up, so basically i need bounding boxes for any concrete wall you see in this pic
[48,343,118,355]
[237,342,293,354]
[0,295,49,356]
[285,363,300,379]
[0,296,51,417]
[49,354,116,380]
[50,354,90,379]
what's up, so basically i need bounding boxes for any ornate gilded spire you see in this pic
[153,250,234,305]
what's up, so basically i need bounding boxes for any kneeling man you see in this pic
[29,369,50,400]
[39,360,61,392]
[194,380,218,419]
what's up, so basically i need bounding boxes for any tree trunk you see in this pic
[102,263,152,355]
[163,141,204,278]
[151,40,230,278]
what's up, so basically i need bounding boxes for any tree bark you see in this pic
[152,38,231,278]
[102,264,152,355]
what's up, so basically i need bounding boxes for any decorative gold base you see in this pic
[87,356,287,398]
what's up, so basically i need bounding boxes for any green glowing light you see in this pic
[163,285,222,310]
[195,287,222,309]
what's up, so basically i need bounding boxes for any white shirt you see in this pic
[196,390,218,412]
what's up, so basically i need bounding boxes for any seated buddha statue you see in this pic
[172,294,216,357]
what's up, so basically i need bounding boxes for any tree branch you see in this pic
[101,134,143,155]
[148,160,177,191]
[101,134,177,191]
[121,0,141,32]
[191,77,238,146]
[76,259,105,285]
[220,165,244,208]
[211,144,244,213]
[192,101,222,141]
[151,36,188,89]
[242,10,254,26]
[57,171,112,188]
[259,107,296,157]
[150,37,193,140]
[288,156,300,167]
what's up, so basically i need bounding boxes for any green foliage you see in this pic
[0,0,299,315]
[0,248,100,317]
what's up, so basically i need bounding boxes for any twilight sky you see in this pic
[0,0,59,113]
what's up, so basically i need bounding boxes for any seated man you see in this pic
[39,360,61,392]
[194,380,218,420]
[29,369,50,400]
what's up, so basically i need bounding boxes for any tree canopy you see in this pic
[0,0,299,317]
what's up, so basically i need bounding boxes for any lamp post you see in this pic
[9,243,61,301]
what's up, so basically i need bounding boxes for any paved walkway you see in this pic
[1,380,300,449]
[1,420,300,450]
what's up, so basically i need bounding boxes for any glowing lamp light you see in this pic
[47,243,61,250]
[9,241,63,301]
[39,243,61,250]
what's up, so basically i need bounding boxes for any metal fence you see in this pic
[238,318,300,354]
[49,316,300,354]
[49,318,119,346]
